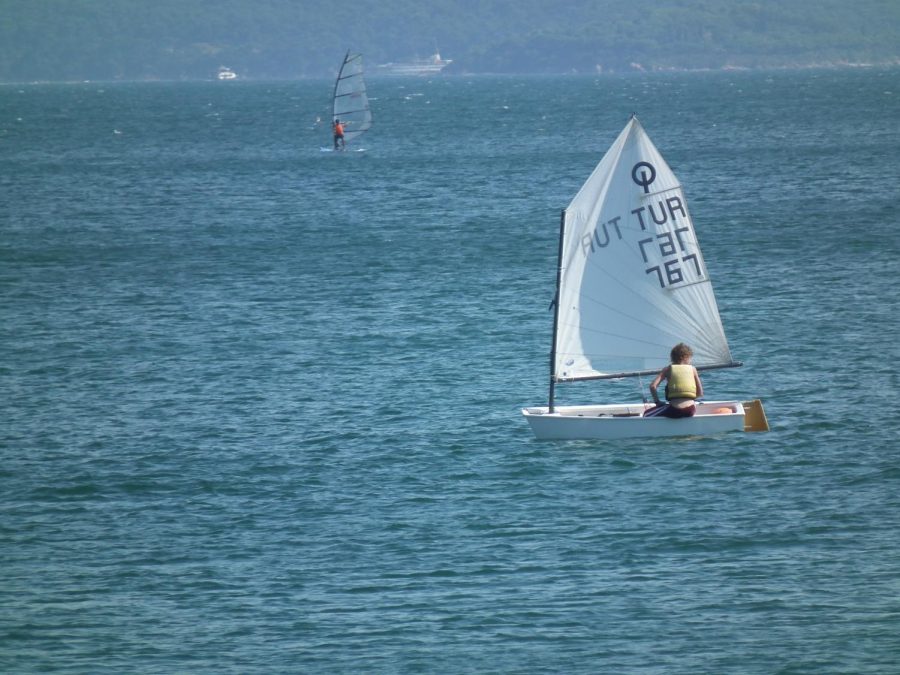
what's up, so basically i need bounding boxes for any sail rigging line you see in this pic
[637,373,648,404]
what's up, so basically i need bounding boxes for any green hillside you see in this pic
[1,0,898,81]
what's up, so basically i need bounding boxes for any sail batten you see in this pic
[552,117,734,382]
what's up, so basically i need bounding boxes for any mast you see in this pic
[331,50,349,122]
[548,209,566,412]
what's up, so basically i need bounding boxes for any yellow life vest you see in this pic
[666,364,697,399]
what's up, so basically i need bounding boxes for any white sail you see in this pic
[332,51,372,145]
[554,116,734,381]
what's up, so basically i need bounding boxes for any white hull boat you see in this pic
[522,116,768,440]
[524,400,752,440]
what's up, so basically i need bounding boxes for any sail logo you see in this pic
[579,194,687,258]
[631,162,656,193]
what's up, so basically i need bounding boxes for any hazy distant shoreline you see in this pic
[3,59,898,87]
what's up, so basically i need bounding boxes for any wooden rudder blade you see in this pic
[743,399,770,432]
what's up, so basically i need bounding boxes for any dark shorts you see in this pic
[643,403,696,418]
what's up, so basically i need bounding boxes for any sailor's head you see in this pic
[670,342,693,364]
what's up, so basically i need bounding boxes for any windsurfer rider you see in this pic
[332,118,345,150]
[643,342,703,418]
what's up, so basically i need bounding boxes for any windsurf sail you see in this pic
[332,51,372,146]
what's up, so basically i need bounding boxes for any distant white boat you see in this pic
[376,51,452,76]
[522,115,769,440]
[217,67,237,80]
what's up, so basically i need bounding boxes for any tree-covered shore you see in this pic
[1,0,898,82]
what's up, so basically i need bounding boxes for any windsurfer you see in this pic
[643,343,703,418]
[333,118,345,150]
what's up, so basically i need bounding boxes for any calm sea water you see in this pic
[2,69,900,673]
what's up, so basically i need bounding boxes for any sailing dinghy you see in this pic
[323,50,372,152]
[522,116,768,440]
